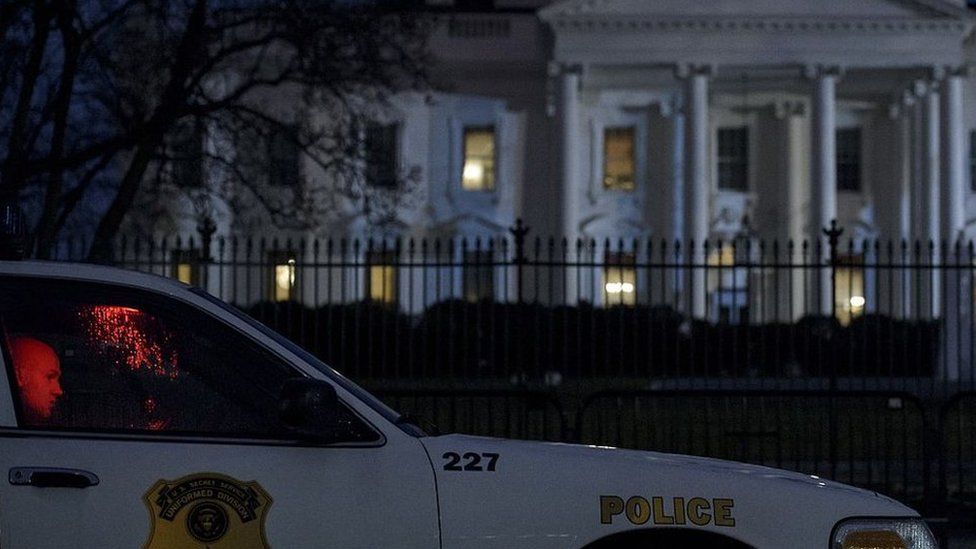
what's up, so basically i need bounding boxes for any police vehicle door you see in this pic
[0,276,439,548]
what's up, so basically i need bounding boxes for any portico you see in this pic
[540,0,974,318]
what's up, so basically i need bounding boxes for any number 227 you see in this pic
[442,452,500,472]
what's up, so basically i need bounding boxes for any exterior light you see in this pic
[605,282,623,293]
[462,161,484,186]
[850,295,865,308]
[833,518,936,549]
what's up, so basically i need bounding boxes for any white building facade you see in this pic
[131,0,976,325]
[413,0,976,319]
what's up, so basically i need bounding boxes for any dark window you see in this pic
[268,126,301,187]
[603,127,636,191]
[463,250,494,302]
[171,124,204,189]
[454,0,494,10]
[836,128,862,192]
[366,123,398,188]
[970,130,976,192]
[0,278,378,442]
[717,127,748,191]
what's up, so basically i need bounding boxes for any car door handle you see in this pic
[9,467,100,488]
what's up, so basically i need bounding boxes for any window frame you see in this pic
[169,122,205,189]
[366,250,398,304]
[602,251,637,306]
[0,276,384,447]
[717,126,749,192]
[462,249,495,302]
[267,124,302,188]
[833,253,866,326]
[461,125,496,192]
[171,249,202,286]
[836,127,862,193]
[602,126,637,191]
[269,251,297,302]
[365,122,400,189]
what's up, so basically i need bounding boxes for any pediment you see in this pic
[540,0,969,22]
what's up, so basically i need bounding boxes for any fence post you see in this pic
[823,219,843,479]
[510,218,530,304]
[197,214,216,292]
[823,220,844,364]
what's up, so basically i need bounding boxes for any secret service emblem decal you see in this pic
[143,472,272,548]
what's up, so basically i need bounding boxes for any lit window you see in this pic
[270,253,296,302]
[366,122,398,188]
[603,252,636,306]
[603,127,636,191]
[171,250,201,286]
[836,128,861,192]
[707,247,735,267]
[368,251,397,304]
[463,250,494,302]
[834,254,864,326]
[717,127,748,191]
[462,126,495,191]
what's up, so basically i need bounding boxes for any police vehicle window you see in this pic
[0,279,379,443]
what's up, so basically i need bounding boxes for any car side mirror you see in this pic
[278,378,340,444]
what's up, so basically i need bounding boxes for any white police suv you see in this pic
[0,260,935,548]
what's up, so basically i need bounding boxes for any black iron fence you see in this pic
[57,222,976,525]
[82,222,975,386]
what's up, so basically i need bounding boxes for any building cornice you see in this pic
[544,15,970,35]
[539,0,974,20]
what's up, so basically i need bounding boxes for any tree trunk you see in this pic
[87,0,209,262]
[1,0,51,203]
[35,0,80,259]
[87,137,160,263]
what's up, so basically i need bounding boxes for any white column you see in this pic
[922,80,941,249]
[554,62,583,304]
[940,67,968,381]
[910,83,924,242]
[922,79,941,318]
[557,63,582,241]
[941,69,966,244]
[809,66,839,315]
[681,64,711,319]
[774,100,807,322]
[671,97,686,247]
[895,95,914,319]
[897,94,914,244]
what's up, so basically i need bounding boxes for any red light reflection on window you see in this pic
[81,305,180,379]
